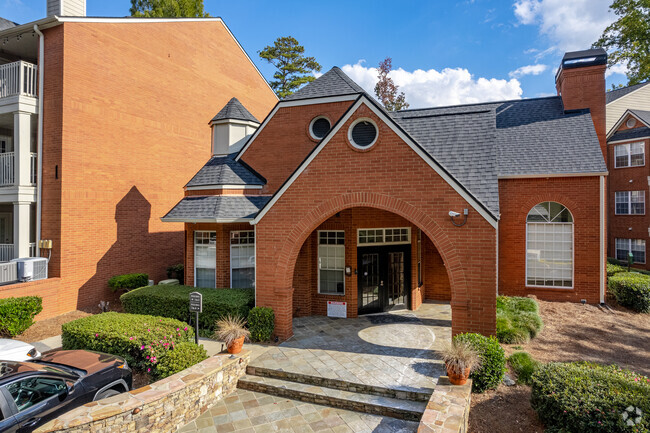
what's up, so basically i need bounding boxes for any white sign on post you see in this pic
[327,301,347,318]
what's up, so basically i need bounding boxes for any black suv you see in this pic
[0,350,132,432]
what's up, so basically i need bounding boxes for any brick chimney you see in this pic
[47,0,86,16]
[555,48,607,159]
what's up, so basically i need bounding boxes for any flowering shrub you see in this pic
[62,312,195,377]
[531,362,650,432]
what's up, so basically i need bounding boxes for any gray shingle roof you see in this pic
[186,154,264,188]
[163,195,271,221]
[211,97,259,123]
[629,109,650,126]
[606,82,650,104]
[392,97,607,214]
[608,126,650,142]
[284,67,365,101]
[0,17,17,31]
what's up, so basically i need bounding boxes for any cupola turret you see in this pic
[210,98,260,156]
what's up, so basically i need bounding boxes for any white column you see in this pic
[13,202,30,259]
[14,111,32,187]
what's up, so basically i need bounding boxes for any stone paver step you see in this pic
[246,365,432,402]
[237,374,427,422]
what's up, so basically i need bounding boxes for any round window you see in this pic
[310,117,331,139]
[626,118,637,128]
[349,119,378,149]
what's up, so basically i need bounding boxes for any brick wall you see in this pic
[498,176,603,303]
[1,20,277,318]
[254,103,498,339]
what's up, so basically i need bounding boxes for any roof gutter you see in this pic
[498,172,608,179]
[160,217,254,223]
[34,24,44,258]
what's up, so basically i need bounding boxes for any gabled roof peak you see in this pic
[211,97,259,124]
[284,67,365,101]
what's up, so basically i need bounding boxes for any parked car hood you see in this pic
[0,339,40,361]
[38,350,124,375]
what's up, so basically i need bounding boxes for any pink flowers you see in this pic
[95,333,99,337]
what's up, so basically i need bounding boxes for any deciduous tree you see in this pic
[259,36,321,99]
[130,0,209,17]
[374,57,409,111]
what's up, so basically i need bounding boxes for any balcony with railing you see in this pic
[0,152,37,187]
[0,61,38,100]
[0,242,37,263]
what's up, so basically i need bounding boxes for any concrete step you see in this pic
[246,365,432,402]
[237,374,427,422]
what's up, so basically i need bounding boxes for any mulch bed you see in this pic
[469,298,650,433]
[14,310,91,343]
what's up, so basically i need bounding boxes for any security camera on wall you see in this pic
[448,211,461,218]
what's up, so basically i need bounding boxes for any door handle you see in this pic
[380,281,384,286]
[23,417,41,428]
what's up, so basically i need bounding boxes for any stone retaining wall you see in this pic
[35,350,250,433]
[417,377,472,433]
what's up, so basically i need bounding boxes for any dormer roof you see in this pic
[284,67,365,101]
[211,97,259,124]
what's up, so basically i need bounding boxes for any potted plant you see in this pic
[214,315,250,354]
[441,340,481,385]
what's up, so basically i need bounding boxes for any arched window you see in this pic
[526,202,573,288]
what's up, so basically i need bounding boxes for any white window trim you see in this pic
[615,238,647,264]
[525,205,574,290]
[194,231,216,288]
[348,117,379,149]
[615,191,646,215]
[614,142,645,168]
[357,227,411,246]
[230,230,255,288]
[317,230,345,296]
[309,116,331,140]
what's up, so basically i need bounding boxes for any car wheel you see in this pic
[95,388,122,400]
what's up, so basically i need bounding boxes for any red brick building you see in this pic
[165,49,609,339]
[0,5,277,318]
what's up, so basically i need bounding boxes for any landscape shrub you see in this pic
[62,312,194,376]
[247,307,275,342]
[0,296,43,337]
[155,342,207,379]
[608,272,650,313]
[531,362,650,433]
[496,296,543,343]
[166,264,184,282]
[608,257,650,276]
[454,333,506,393]
[108,273,149,292]
[120,285,254,331]
[607,263,628,277]
[507,351,541,385]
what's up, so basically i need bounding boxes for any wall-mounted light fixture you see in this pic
[449,209,468,227]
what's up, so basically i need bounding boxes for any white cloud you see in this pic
[341,61,522,109]
[513,0,615,53]
[509,64,548,78]
[605,63,628,78]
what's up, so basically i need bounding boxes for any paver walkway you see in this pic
[178,389,419,433]
[249,302,451,394]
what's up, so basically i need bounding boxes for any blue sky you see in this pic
[2,0,627,108]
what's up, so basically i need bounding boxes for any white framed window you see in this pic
[230,231,255,288]
[615,191,645,215]
[357,227,411,246]
[526,202,573,288]
[318,231,345,295]
[615,238,646,264]
[614,142,645,168]
[194,231,216,288]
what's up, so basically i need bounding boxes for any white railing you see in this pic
[30,153,37,185]
[29,242,36,257]
[0,244,14,262]
[0,152,14,186]
[0,61,38,99]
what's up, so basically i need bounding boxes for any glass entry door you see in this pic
[357,245,410,315]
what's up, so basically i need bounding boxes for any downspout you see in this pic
[495,218,499,296]
[600,175,605,304]
[34,24,44,258]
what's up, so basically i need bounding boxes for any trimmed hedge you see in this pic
[62,312,195,376]
[155,342,207,379]
[248,307,275,342]
[607,263,628,277]
[108,273,149,292]
[608,272,650,313]
[531,362,650,432]
[608,257,650,276]
[496,296,543,344]
[0,296,43,337]
[454,333,506,393]
[508,351,541,385]
[120,285,254,331]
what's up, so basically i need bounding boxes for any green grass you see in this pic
[496,296,543,344]
[508,351,541,385]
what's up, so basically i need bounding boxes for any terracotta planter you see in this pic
[227,336,245,354]
[447,365,470,385]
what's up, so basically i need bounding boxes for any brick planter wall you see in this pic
[418,377,472,433]
[35,351,250,433]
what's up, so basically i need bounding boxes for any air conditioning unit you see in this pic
[12,257,48,282]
